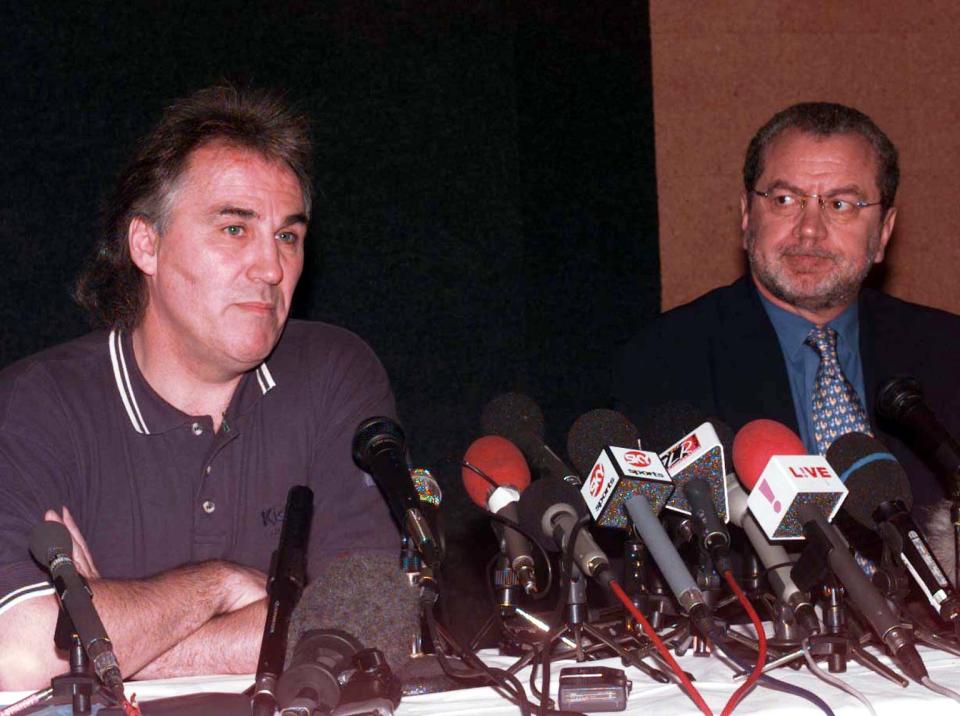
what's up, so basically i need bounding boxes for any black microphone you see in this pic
[828,432,960,626]
[481,393,581,484]
[28,521,125,697]
[876,376,960,491]
[252,485,314,716]
[516,477,613,588]
[353,417,440,569]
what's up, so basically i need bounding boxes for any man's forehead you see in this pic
[760,130,878,175]
[175,141,307,216]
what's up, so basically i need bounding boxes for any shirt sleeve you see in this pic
[305,328,400,580]
[0,364,75,615]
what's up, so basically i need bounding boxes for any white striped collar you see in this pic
[108,329,277,435]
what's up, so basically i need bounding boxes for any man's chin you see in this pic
[771,281,855,313]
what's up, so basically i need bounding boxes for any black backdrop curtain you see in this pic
[0,1,659,637]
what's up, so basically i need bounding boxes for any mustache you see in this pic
[779,246,837,261]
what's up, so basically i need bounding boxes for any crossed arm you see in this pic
[0,508,269,691]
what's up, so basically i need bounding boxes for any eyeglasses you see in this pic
[751,189,883,224]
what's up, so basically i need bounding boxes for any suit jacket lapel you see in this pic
[714,277,800,433]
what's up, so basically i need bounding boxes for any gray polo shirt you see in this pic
[0,320,399,615]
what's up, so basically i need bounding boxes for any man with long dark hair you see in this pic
[0,86,399,688]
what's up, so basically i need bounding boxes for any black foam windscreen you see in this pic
[638,401,706,454]
[286,551,420,674]
[826,432,913,528]
[481,392,545,441]
[28,520,72,566]
[480,393,549,468]
[566,409,641,477]
[516,477,588,552]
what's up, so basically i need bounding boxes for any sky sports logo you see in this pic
[589,462,606,496]
[622,450,651,468]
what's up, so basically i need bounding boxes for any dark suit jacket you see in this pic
[614,276,960,509]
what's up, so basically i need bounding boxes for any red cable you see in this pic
[720,569,766,716]
[610,579,713,716]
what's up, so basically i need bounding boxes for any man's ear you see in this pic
[739,192,750,249]
[128,216,160,276]
[873,206,897,264]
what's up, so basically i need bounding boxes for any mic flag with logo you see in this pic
[580,446,674,529]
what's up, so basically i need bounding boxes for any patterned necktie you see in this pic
[805,326,872,455]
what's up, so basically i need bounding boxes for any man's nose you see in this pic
[795,197,827,241]
[248,237,283,284]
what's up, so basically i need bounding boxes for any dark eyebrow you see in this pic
[216,206,259,220]
[763,180,867,197]
[213,207,308,226]
[281,213,309,227]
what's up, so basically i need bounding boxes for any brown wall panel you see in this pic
[650,1,960,313]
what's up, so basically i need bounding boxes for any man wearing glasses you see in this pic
[614,102,960,512]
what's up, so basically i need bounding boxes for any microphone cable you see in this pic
[800,637,876,716]
[421,571,584,715]
[609,579,713,716]
[719,569,766,716]
[709,622,834,716]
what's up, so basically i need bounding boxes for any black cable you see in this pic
[424,601,533,715]
[462,459,555,599]
[425,603,587,716]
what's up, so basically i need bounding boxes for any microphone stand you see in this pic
[531,565,671,685]
[468,553,522,652]
[51,607,99,715]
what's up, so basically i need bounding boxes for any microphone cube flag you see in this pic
[746,455,848,540]
[580,447,674,529]
[659,422,729,522]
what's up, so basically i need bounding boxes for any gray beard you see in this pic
[745,228,879,312]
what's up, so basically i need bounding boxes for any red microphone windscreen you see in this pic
[462,435,531,508]
[732,419,806,490]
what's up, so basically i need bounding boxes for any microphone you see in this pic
[353,417,440,569]
[566,410,715,631]
[660,421,730,524]
[252,485,314,716]
[566,409,674,529]
[28,521,125,697]
[827,432,960,625]
[670,414,819,632]
[283,551,421,714]
[461,435,537,593]
[726,478,820,634]
[516,477,613,588]
[733,419,847,540]
[734,420,927,681]
[658,420,732,568]
[876,376,960,491]
[278,629,363,715]
[481,393,581,484]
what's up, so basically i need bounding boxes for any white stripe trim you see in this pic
[108,329,149,435]
[257,363,276,394]
[0,581,55,618]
